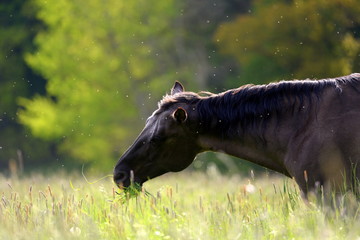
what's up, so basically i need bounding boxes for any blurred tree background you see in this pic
[0,0,54,173]
[215,0,360,84]
[0,0,359,174]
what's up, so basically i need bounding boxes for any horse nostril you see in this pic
[114,171,128,184]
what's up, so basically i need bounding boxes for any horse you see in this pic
[113,73,360,197]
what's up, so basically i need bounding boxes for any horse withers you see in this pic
[113,73,360,196]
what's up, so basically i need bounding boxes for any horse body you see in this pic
[114,73,360,195]
[284,82,360,193]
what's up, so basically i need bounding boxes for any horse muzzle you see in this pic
[113,165,144,189]
[113,164,131,187]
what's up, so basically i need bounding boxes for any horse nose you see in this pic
[113,170,129,187]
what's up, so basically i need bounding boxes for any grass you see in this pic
[0,170,360,240]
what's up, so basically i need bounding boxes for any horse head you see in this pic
[113,82,202,188]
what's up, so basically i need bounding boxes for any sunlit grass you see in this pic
[0,170,360,239]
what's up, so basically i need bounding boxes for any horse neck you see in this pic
[195,93,292,176]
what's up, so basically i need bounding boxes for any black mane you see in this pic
[161,74,360,137]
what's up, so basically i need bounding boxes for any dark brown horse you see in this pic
[114,73,360,196]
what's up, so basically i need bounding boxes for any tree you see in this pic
[19,0,186,171]
[0,0,52,171]
[177,0,252,90]
[215,0,360,84]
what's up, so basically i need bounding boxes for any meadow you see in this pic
[1,170,360,240]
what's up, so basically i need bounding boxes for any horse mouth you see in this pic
[115,180,143,189]
[113,162,167,190]
[113,170,144,189]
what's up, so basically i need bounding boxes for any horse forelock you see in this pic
[158,92,202,110]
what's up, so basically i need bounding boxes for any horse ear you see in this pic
[171,81,184,95]
[173,107,187,123]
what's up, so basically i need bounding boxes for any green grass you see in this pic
[0,171,360,239]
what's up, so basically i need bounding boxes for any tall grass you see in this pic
[0,171,360,239]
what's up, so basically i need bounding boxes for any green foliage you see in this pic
[9,0,360,174]
[178,0,252,90]
[0,0,52,168]
[19,0,183,170]
[215,0,360,83]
